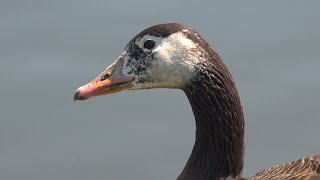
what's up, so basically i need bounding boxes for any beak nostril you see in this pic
[100,73,110,81]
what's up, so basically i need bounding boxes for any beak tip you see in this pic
[74,91,80,101]
[74,90,89,101]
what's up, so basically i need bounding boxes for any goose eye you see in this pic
[143,40,155,49]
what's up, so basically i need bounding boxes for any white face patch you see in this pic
[122,32,203,90]
[150,32,201,87]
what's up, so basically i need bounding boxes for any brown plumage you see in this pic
[248,155,320,180]
[74,23,320,180]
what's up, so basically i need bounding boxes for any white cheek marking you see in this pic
[149,32,202,88]
[121,32,204,90]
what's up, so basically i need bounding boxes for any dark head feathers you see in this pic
[132,23,193,39]
[128,23,212,53]
[125,23,193,52]
[127,23,223,69]
[128,23,203,47]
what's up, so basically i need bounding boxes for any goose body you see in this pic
[74,23,320,180]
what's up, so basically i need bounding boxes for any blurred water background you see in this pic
[1,1,320,179]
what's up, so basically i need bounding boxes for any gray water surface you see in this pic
[1,1,320,180]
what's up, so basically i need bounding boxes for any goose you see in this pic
[74,23,320,180]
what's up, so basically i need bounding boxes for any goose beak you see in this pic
[74,56,135,101]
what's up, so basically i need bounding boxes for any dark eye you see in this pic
[143,40,155,49]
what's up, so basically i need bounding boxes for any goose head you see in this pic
[74,23,207,100]
[73,23,245,180]
[72,23,320,180]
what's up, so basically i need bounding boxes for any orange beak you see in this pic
[74,56,134,101]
